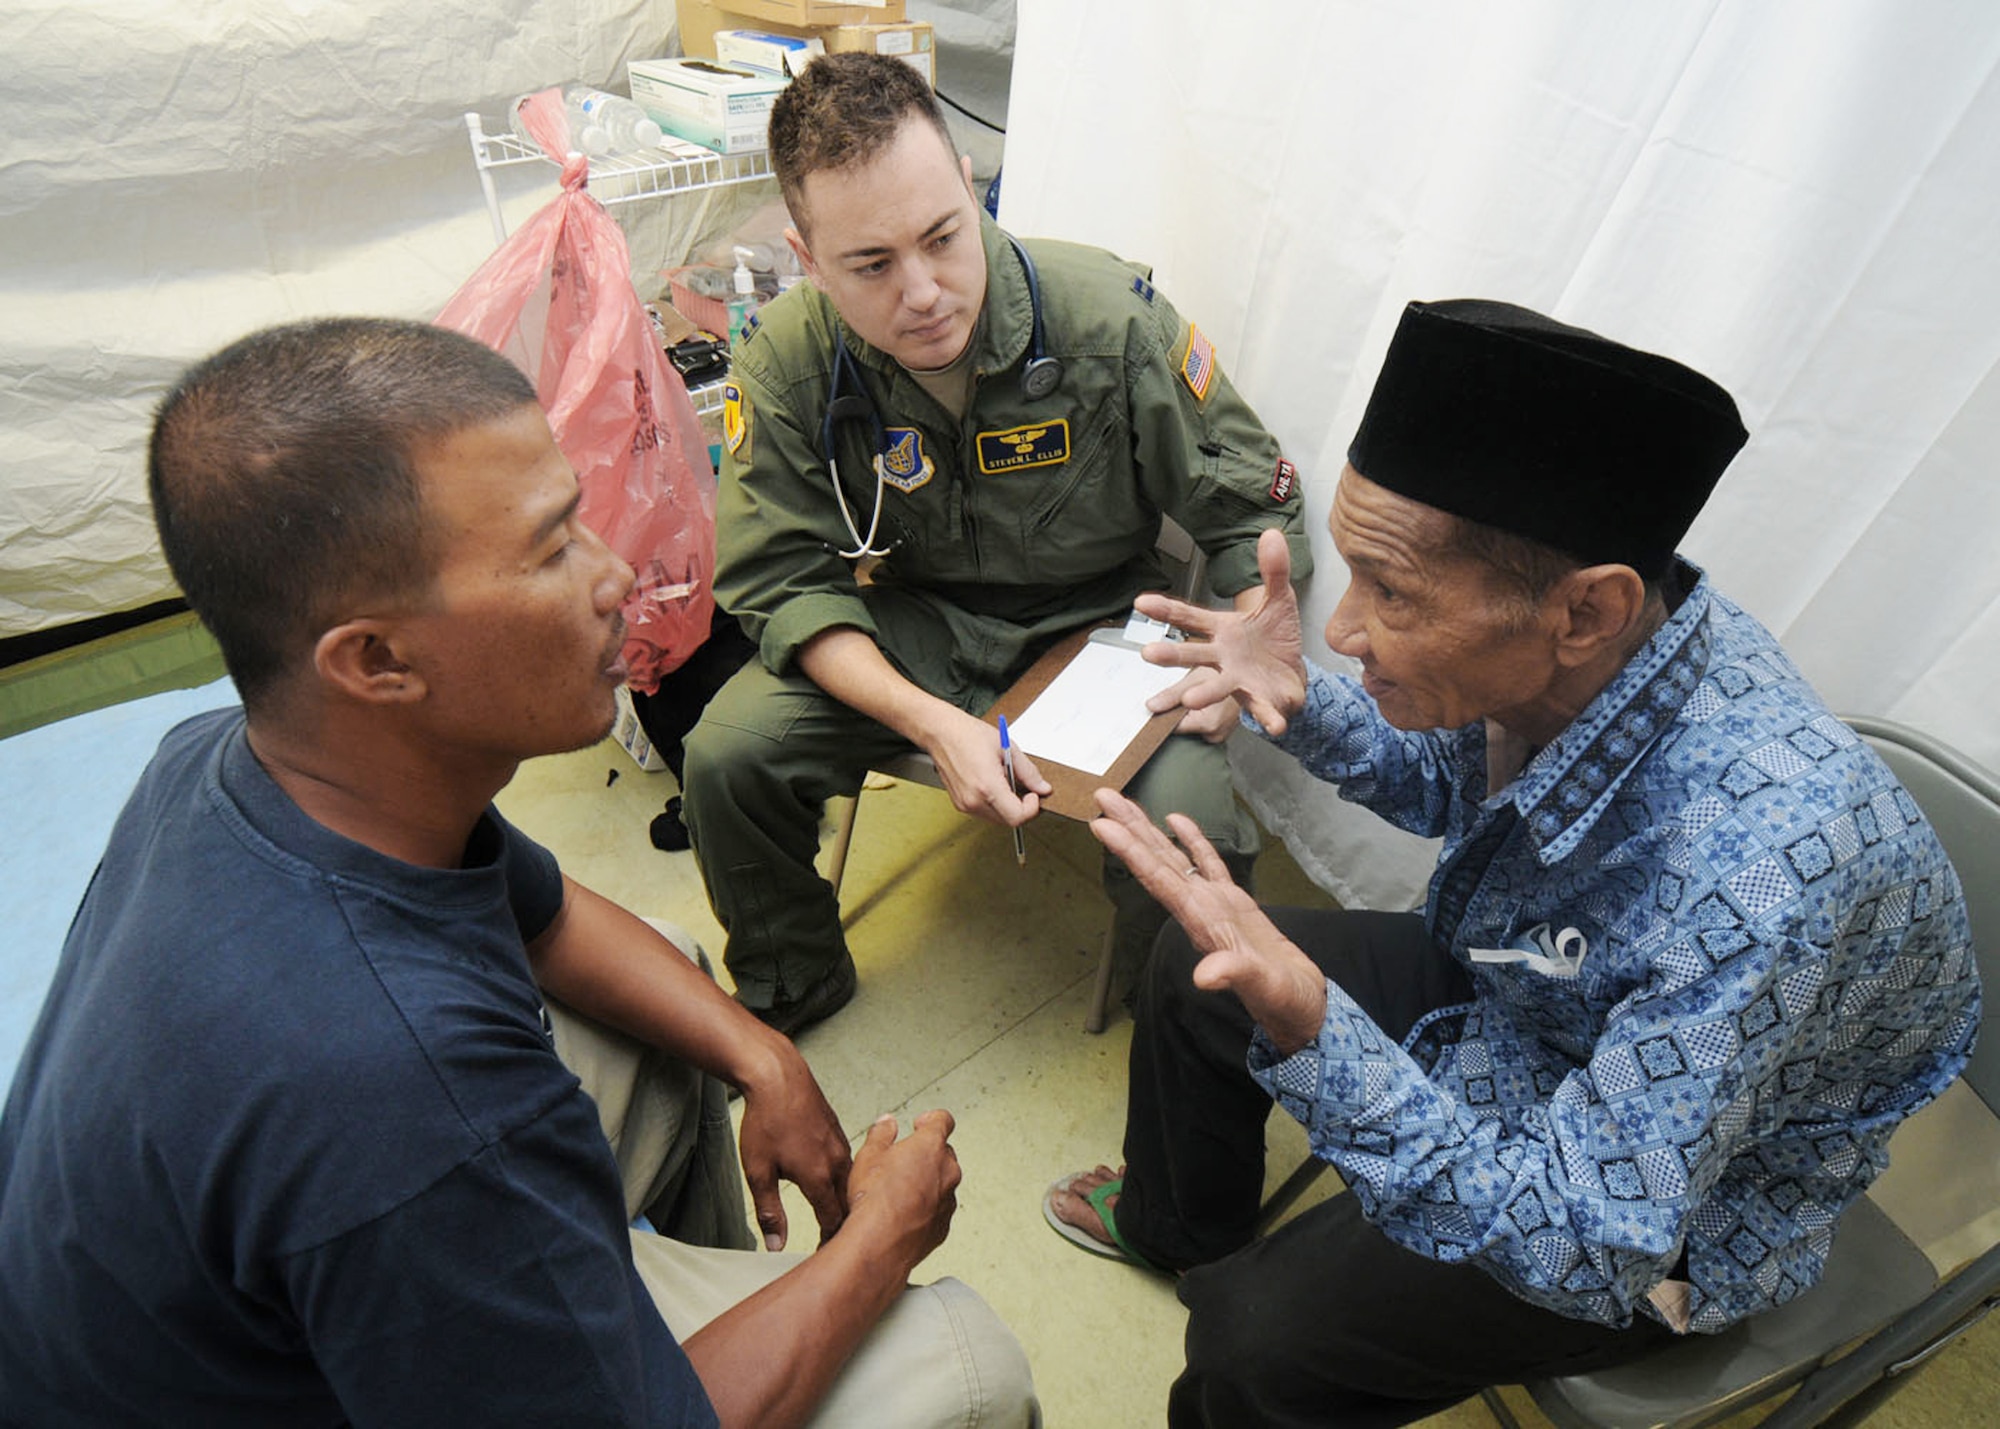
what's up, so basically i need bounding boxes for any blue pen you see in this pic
[998,715,1027,866]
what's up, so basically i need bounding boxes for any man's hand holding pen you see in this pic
[999,716,1027,866]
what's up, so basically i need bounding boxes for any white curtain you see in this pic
[1001,0,2000,910]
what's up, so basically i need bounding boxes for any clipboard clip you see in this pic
[1095,608,1185,653]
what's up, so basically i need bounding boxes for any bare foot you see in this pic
[1049,1163,1124,1249]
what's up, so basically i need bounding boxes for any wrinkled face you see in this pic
[789,115,987,371]
[396,404,635,762]
[1323,466,1561,733]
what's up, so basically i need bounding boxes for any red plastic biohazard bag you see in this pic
[436,88,715,691]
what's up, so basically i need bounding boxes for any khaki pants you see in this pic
[548,923,1040,1428]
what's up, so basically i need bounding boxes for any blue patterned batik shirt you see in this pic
[1253,563,1979,1332]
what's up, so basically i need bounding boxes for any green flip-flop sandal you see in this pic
[1042,1172,1159,1271]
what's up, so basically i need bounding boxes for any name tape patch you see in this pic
[1179,325,1216,402]
[976,419,1072,475]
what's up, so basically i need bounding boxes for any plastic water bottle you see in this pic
[561,84,663,156]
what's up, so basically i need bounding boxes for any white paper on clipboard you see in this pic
[1005,637,1185,775]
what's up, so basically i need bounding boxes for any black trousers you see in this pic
[1116,909,1677,1429]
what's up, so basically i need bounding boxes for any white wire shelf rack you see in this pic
[685,377,730,417]
[463,111,775,243]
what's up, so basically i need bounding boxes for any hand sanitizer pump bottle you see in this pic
[726,247,759,349]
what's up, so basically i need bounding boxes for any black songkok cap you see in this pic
[1347,300,1748,580]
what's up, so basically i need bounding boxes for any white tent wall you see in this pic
[0,0,681,637]
[0,0,1015,643]
[1001,0,2000,911]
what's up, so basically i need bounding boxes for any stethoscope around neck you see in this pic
[824,233,1063,559]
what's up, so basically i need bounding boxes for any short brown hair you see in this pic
[149,318,538,708]
[767,52,953,232]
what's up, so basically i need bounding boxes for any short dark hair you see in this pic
[1444,518,1581,612]
[148,317,538,707]
[767,52,954,232]
[1440,514,1665,631]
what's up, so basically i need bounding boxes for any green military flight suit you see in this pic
[682,214,1312,1014]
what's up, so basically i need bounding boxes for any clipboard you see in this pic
[983,622,1186,821]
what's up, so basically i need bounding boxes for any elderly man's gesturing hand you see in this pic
[1132,528,1308,737]
[1089,788,1327,1055]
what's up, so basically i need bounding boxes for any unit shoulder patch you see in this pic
[722,383,749,458]
[880,427,936,492]
[975,419,1072,475]
[1177,324,1216,402]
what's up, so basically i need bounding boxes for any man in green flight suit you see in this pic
[681,53,1312,1034]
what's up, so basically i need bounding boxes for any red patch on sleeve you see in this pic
[1269,458,1298,503]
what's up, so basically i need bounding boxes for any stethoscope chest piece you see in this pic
[1020,353,1063,401]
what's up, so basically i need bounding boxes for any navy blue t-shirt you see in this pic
[0,709,717,1426]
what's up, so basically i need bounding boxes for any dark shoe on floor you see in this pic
[742,956,858,1038]
[648,795,692,852]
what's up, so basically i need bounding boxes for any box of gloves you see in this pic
[714,29,826,77]
[628,56,791,155]
[612,685,669,772]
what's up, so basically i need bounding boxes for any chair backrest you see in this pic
[1845,715,1999,1113]
[1514,718,2000,1429]
[1838,717,2000,1292]
[1154,514,1210,603]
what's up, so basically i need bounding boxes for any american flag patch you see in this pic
[1179,325,1215,401]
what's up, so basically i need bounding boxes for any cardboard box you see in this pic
[722,0,902,23]
[816,21,934,86]
[612,685,668,772]
[628,57,790,155]
[702,17,933,85]
[715,28,825,77]
[677,0,905,58]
